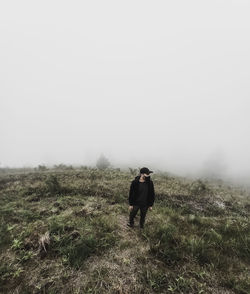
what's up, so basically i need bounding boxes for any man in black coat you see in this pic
[127,167,155,229]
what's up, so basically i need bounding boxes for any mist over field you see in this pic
[1,1,250,183]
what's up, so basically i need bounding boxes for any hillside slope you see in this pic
[0,167,249,293]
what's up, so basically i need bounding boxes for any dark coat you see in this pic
[128,175,155,206]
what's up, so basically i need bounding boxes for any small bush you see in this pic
[189,179,209,196]
[45,175,61,195]
[37,165,48,171]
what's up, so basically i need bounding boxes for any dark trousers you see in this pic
[129,205,149,228]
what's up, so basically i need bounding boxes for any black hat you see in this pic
[140,167,153,175]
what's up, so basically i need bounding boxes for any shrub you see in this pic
[37,165,48,171]
[45,175,61,195]
[189,179,209,196]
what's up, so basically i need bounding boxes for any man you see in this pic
[127,167,155,229]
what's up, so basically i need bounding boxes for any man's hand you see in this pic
[129,206,133,211]
[149,206,153,211]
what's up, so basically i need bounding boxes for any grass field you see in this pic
[0,166,249,293]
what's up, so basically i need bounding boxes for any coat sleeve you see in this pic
[128,181,135,205]
[149,181,155,206]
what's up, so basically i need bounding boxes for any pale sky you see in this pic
[0,1,250,179]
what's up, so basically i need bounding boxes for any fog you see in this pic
[1,1,250,181]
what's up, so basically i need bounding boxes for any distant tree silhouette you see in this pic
[96,154,111,170]
[38,165,48,171]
